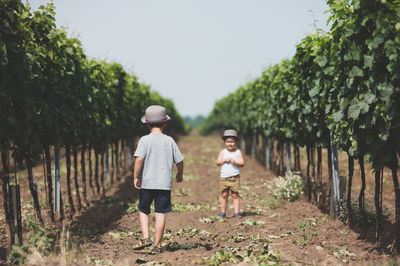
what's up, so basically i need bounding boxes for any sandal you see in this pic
[233,213,243,218]
[218,212,226,218]
[133,237,153,250]
[149,246,163,255]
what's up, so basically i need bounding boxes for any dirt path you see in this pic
[71,133,393,265]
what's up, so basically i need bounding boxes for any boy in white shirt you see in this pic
[216,129,245,218]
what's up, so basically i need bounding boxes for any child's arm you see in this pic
[133,157,144,189]
[216,150,226,166]
[176,161,184,182]
[232,150,245,167]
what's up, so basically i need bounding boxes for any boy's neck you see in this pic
[150,128,164,135]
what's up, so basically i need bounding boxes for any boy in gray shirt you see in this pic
[133,105,184,254]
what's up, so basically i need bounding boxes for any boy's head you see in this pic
[147,121,167,130]
[222,129,238,150]
[222,129,238,141]
[141,105,170,125]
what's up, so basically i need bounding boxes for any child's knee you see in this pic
[221,191,229,199]
[231,192,239,199]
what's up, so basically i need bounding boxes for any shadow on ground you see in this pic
[242,211,262,217]
[69,174,139,242]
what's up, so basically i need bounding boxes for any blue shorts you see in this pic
[138,189,172,214]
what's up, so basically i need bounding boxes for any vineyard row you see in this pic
[0,0,186,258]
[202,0,400,252]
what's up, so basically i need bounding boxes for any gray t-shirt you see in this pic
[134,133,184,190]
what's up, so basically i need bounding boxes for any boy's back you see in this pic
[133,105,184,254]
[134,133,183,190]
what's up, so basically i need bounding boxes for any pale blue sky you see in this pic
[28,0,331,117]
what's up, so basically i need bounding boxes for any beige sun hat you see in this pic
[141,105,171,124]
[222,129,238,140]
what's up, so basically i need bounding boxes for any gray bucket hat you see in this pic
[222,129,238,140]
[141,105,171,124]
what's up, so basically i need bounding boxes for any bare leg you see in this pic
[220,191,229,213]
[154,212,166,248]
[232,192,240,214]
[139,211,149,238]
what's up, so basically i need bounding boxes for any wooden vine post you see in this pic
[374,170,383,247]
[1,151,12,256]
[241,135,246,154]
[330,132,341,218]
[54,143,61,214]
[347,156,354,225]
[391,163,400,252]
[285,141,291,173]
[105,147,110,183]
[9,173,22,245]
[265,136,270,170]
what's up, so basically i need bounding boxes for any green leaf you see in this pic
[348,105,360,119]
[315,56,327,67]
[363,55,374,68]
[65,47,73,55]
[364,92,376,104]
[359,101,369,114]
[379,132,389,141]
[349,66,364,78]
[309,87,319,98]
[345,44,360,61]
[384,40,397,57]
[368,35,384,50]
[378,83,393,99]
[303,105,312,114]
[323,66,334,76]
[333,111,344,122]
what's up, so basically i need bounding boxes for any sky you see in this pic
[28,0,331,117]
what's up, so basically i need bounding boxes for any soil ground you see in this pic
[1,132,399,265]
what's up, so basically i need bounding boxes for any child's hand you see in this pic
[225,158,235,164]
[176,173,183,183]
[134,178,141,189]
